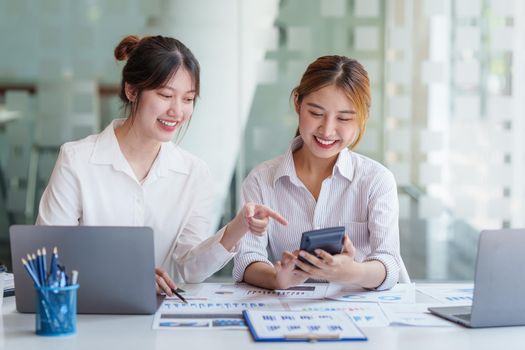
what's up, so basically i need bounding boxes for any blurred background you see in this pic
[0,0,524,281]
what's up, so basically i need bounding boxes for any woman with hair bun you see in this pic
[37,35,287,294]
[234,56,401,291]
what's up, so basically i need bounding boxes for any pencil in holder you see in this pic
[35,284,79,336]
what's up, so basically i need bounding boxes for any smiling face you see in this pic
[126,68,196,143]
[295,84,359,161]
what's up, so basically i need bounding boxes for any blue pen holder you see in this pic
[35,284,79,336]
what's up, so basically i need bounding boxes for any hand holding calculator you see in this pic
[297,226,346,267]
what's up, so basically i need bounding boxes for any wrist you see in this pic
[220,210,251,251]
[345,260,366,285]
[235,210,250,235]
[272,269,286,290]
[227,213,248,238]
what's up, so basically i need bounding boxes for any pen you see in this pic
[42,247,47,287]
[31,253,40,285]
[36,249,44,286]
[171,288,188,304]
[50,247,58,274]
[71,270,79,285]
[26,254,35,274]
[21,258,41,288]
[31,253,37,269]
[48,247,58,286]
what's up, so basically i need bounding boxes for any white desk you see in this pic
[2,283,525,350]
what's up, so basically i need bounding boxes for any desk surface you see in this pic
[2,283,525,350]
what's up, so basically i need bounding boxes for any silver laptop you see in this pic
[429,228,525,328]
[10,225,157,314]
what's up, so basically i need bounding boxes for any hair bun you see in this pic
[114,35,140,61]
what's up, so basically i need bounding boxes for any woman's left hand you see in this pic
[294,235,362,283]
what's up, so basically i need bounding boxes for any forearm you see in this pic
[243,262,279,290]
[175,229,235,283]
[220,213,247,251]
[352,260,387,289]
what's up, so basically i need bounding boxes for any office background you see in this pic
[0,0,523,281]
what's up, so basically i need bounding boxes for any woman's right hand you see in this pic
[273,250,309,290]
[155,267,177,296]
[221,202,288,251]
[239,202,288,236]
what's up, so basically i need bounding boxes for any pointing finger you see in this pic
[259,206,288,225]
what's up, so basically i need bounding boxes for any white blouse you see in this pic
[37,119,235,283]
[233,137,401,290]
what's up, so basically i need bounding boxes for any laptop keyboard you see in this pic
[454,313,471,322]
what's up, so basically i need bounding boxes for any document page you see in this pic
[153,298,285,330]
[244,310,367,341]
[195,283,329,300]
[326,283,416,303]
[287,300,390,327]
[416,284,473,305]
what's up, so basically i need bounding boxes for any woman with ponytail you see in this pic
[234,56,401,291]
[37,35,287,294]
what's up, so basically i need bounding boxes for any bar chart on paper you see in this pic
[160,299,282,312]
[380,304,454,327]
[287,300,390,327]
[153,299,284,330]
[325,283,416,303]
[243,285,323,298]
[243,310,367,342]
[196,283,329,300]
[416,284,473,304]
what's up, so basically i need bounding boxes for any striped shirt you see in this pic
[233,137,400,290]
